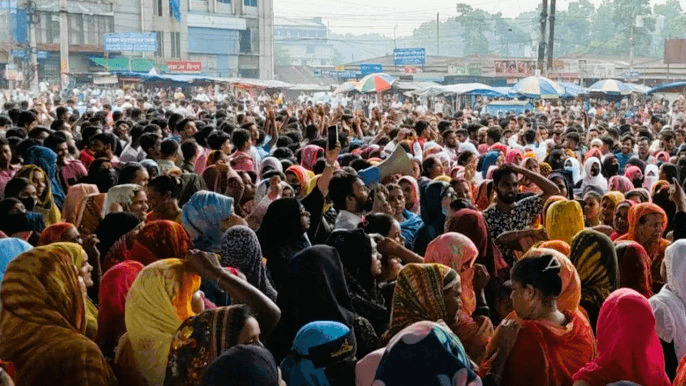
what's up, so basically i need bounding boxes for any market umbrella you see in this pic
[333,81,359,94]
[513,76,565,99]
[587,79,633,95]
[356,73,395,93]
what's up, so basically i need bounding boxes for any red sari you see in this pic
[128,220,190,265]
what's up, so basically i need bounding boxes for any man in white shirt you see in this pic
[329,171,369,230]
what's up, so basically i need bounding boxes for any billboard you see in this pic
[494,60,536,76]
[448,63,482,76]
[664,39,686,64]
[166,60,202,73]
[360,63,382,75]
[104,33,157,52]
[394,48,425,66]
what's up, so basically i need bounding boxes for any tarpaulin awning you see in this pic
[90,57,159,72]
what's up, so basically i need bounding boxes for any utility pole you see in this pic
[547,0,556,77]
[538,0,548,76]
[60,0,69,96]
[436,12,439,56]
[26,0,38,96]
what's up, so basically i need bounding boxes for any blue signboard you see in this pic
[11,50,49,59]
[324,70,358,79]
[393,48,426,66]
[104,33,158,52]
[360,63,382,75]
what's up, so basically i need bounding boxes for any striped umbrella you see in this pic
[356,73,395,93]
[587,79,633,95]
[513,76,565,99]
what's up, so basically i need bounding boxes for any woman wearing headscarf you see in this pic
[564,157,582,186]
[285,165,312,199]
[644,164,660,191]
[327,229,389,336]
[300,144,324,171]
[573,289,671,386]
[181,190,243,254]
[62,183,98,224]
[539,240,572,256]
[506,148,523,164]
[14,165,61,226]
[608,175,634,194]
[616,202,670,293]
[600,191,624,227]
[625,187,650,203]
[481,254,595,385]
[0,197,43,243]
[650,239,686,379]
[78,191,107,236]
[480,150,501,179]
[413,180,448,255]
[95,260,144,362]
[38,221,80,245]
[569,229,620,330]
[386,183,423,249]
[164,305,265,386]
[610,200,635,240]
[202,345,280,386]
[123,258,202,385]
[282,321,357,386]
[519,248,581,313]
[0,237,32,283]
[268,245,378,362]
[602,153,620,178]
[24,145,65,208]
[102,183,148,221]
[546,199,585,245]
[473,179,494,211]
[652,180,677,233]
[96,212,142,272]
[615,241,652,298]
[0,243,114,385]
[259,156,283,179]
[580,157,608,192]
[625,165,644,189]
[520,157,542,194]
[548,171,574,200]
[257,198,311,293]
[361,321,480,386]
[424,233,495,363]
[129,220,191,266]
[398,175,420,213]
[220,225,277,301]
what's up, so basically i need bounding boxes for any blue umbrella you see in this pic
[587,79,633,95]
[557,82,587,98]
[513,76,565,99]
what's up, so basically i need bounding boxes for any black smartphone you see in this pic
[327,125,338,150]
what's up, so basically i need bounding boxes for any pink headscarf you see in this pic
[624,166,643,182]
[398,176,420,213]
[608,175,634,194]
[300,145,324,171]
[506,148,523,164]
[655,151,670,164]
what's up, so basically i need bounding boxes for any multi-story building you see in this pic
[0,0,274,88]
[274,17,333,67]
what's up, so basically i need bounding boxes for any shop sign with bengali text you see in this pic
[166,60,202,73]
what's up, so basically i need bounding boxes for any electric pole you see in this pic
[60,0,69,96]
[26,0,38,95]
[538,0,548,76]
[547,0,556,77]
[436,12,439,56]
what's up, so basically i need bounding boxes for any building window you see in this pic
[170,32,181,58]
[243,0,256,7]
[154,0,163,16]
[157,31,164,57]
[217,0,230,3]
[239,29,251,53]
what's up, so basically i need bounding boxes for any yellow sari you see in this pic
[16,165,61,226]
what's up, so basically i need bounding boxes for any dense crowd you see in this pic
[1,87,686,386]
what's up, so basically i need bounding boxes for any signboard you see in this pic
[324,70,358,79]
[360,63,382,75]
[583,63,615,79]
[394,48,425,66]
[11,50,47,59]
[623,70,641,82]
[93,74,119,85]
[104,33,157,52]
[448,63,482,76]
[404,66,416,74]
[313,68,322,77]
[550,59,579,78]
[665,39,686,64]
[166,60,202,73]
[494,60,536,76]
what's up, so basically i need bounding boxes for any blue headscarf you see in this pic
[181,191,233,253]
[24,146,65,208]
[281,321,357,386]
[373,321,479,385]
[0,238,32,283]
[480,150,500,179]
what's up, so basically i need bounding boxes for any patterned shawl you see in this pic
[129,220,191,266]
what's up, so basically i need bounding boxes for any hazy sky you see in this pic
[273,0,686,37]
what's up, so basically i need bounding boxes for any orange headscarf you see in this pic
[38,222,77,246]
[539,240,571,256]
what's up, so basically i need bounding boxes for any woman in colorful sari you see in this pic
[0,237,32,283]
[24,145,66,208]
[616,202,670,293]
[650,239,686,379]
[96,212,142,273]
[164,305,265,386]
[62,183,98,224]
[569,229,620,330]
[14,165,61,226]
[539,240,572,256]
[615,241,652,298]
[220,225,277,301]
[610,199,635,240]
[546,199,585,245]
[122,258,202,385]
[481,253,595,385]
[548,171,574,200]
[77,191,107,236]
[38,222,80,245]
[102,183,149,222]
[129,220,191,266]
[398,175,420,213]
[414,180,448,255]
[95,260,144,362]
[0,243,116,385]
[608,175,634,194]
[359,321,480,386]
[600,191,624,227]
[181,190,244,254]
[573,288,671,386]
[386,183,423,249]
[285,165,312,200]
[424,232,495,363]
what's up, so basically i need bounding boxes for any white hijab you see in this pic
[102,184,141,217]
[580,157,607,192]
[650,239,686,360]
[643,164,659,191]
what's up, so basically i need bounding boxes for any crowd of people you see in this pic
[1,86,686,386]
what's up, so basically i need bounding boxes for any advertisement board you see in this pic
[394,48,426,66]
[360,63,383,75]
[494,60,536,76]
[104,33,157,52]
[166,60,202,73]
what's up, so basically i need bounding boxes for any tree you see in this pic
[554,0,595,56]
[455,3,490,56]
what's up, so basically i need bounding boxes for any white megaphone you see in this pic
[359,145,414,186]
